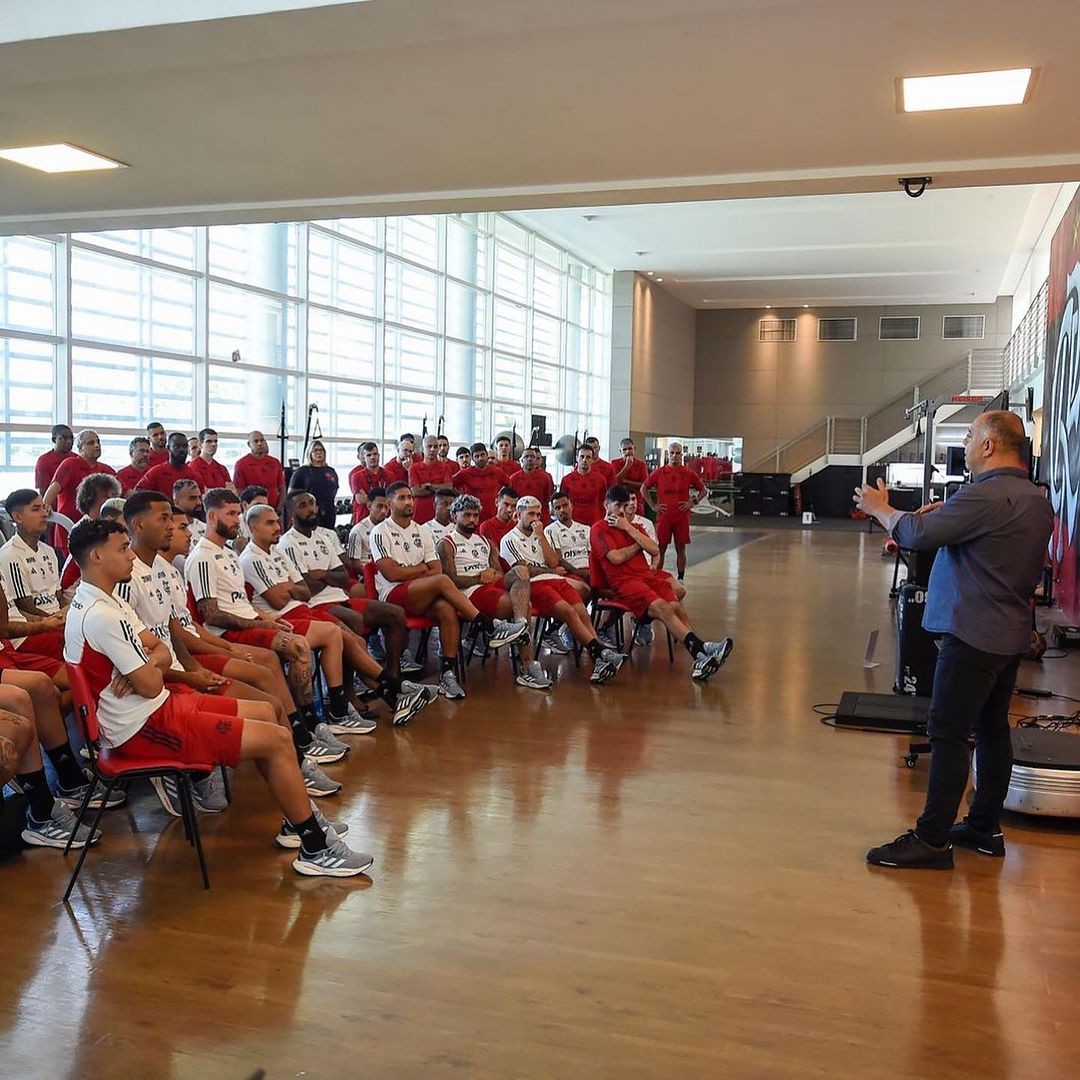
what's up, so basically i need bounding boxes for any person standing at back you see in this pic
[642,441,705,581]
[136,431,202,499]
[35,425,74,497]
[409,434,455,525]
[348,442,388,524]
[454,443,506,522]
[560,446,608,526]
[508,447,554,526]
[43,430,118,558]
[583,437,615,490]
[287,440,340,530]
[233,430,286,514]
[117,437,152,496]
[189,428,233,494]
[146,421,170,466]
[614,438,649,508]
[855,411,1054,869]
[383,434,415,488]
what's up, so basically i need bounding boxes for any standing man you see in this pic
[584,437,615,489]
[348,442,388,524]
[454,443,506,522]
[43,430,118,557]
[855,411,1054,870]
[436,435,458,477]
[382,434,415,488]
[146,421,170,466]
[614,438,649,508]
[136,431,202,497]
[409,434,456,525]
[116,437,152,496]
[491,434,518,483]
[508,447,555,525]
[560,446,607,526]
[642,441,706,581]
[189,428,233,493]
[35,425,74,496]
[233,431,286,513]
[455,446,473,473]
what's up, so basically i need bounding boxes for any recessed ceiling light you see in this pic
[655,276,664,283]
[645,270,655,276]
[0,142,127,173]
[765,304,772,309]
[900,68,1033,112]
[803,304,810,309]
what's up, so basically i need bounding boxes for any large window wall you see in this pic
[0,214,611,490]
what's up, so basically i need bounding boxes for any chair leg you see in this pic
[418,628,431,661]
[178,773,210,889]
[65,773,97,840]
[219,764,232,804]
[627,619,638,659]
[666,629,675,662]
[62,778,115,904]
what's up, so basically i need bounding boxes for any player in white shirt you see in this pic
[437,494,551,691]
[423,488,456,548]
[500,496,625,685]
[369,481,529,700]
[172,479,205,573]
[345,487,388,575]
[232,484,269,555]
[544,493,592,601]
[63,516,372,876]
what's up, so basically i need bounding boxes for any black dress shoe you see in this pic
[949,818,1006,857]
[867,830,954,869]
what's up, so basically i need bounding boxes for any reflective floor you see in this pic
[3,528,1079,1079]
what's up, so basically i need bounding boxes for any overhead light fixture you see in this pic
[899,68,1033,112]
[655,276,664,283]
[803,305,810,309]
[0,142,127,173]
[765,304,772,309]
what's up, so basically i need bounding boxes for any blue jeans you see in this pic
[915,634,1020,845]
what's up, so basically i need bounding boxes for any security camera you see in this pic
[899,176,933,198]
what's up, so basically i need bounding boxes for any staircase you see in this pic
[749,349,1005,482]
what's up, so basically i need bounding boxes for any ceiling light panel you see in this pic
[0,143,127,173]
[900,68,1033,112]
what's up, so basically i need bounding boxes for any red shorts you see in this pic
[196,653,231,676]
[17,630,65,661]
[118,690,242,768]
[656,513,691,546]
[222,628,279,649]
[530,578,580,617]
[467,583,506,618]
[385,583,433,617]
[611,571,679,620]
[0,643,61,676]
[278,606,339,634]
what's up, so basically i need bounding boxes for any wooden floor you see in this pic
[3,528,1079,1080]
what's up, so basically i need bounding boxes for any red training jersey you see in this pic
[148,448,170,467]
[408,459,456,524]
[612,457,648,499]
[116,464,149,494]
[590,520,650,588]
[560,468,607,526]
[643,464,705,518]
[383,458,410,488]
[348,464,388,523]
[189,456,231,492]
[233,453,286,507]
[454,466,505,520]
[507,468,554,524]
[491,459,518,484]
[591,457,616,490]
[479,516,516,567]
[136,460,203,498]
[35,449,73,494]
[50,457,118,555]
[445,459,461,477]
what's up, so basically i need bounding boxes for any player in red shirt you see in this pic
[479,487,519,566]
[455,445,473,472]
[382,434,414,488]
[136,431,203,497]
[146,421,170,466]
[116,436,152,495]
[560,447,608,526]
[348,441,388,523]
[490,434,519,483]
[409,434,457,524]
[591,484,733,681]
[612,437,649,506]
[507,447,555,525]
[232,430,286,510]
[583,437,615,489]
[454,443,506,521]
[34,424,74,495]
[435,435,459,477]
[642,441,706,580]
[43,430,118,556]
[189,427,233,492]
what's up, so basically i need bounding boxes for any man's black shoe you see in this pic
[949,818,1006,858]
[867,830,953,870]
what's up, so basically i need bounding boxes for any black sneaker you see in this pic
[949,818,1006,858]
[866,830,953,870]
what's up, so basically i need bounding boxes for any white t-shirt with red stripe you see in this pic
[278,527,349,607]
[185,536,260,635]
[239,543,305,617]
[115,554,183,671]
[440,530,494,599]
[499,527,561,582]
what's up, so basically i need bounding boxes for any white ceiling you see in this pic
[0,0,1077,235]
[513,184,1064,308]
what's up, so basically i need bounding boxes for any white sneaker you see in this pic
[301,759,342,797]
[400,648,423,675]
[542,631,569,655]
[393,681,439,725]
[516,661,553,690]
[313,723,350,755]
[325,707,377,735]
[276,803,350,849]
[488,618,529,650]
[438,669,466,700]
[192,770,229,813]
[293,835,374,877]
[22,803,102,849]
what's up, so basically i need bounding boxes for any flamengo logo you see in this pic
[1046,260,1080,560]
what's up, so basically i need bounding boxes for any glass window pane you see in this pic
[493,298,527,355]
[446,279,488,345]
[308,229,378,317]
[72,228,197,268]
[308,377,376,440]
[566,323,589,370]
[532,312,561,365]
[71,248,196,354]
[209,283,299,369]
[0,235,57,334]
[313,218,379,245]
[533,262,561,316]
[208,364,299,437]
[446,218,488,284]
[492,353,525,403]
[384,328,437,387]
[307,308,376,381]
[530,361,561,409]
[494,244,528,302]
[445,342,486,398]
[0,432,54,491]
[209,222,300,294]
[383,387,436,443]
[494,216,529,252]
[0,338,55,423]
[442,396,486,450]
[384,258,438,332]
[71,346,195,429]
[385,216,439,268]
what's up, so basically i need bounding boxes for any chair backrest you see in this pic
[186,584,204,625]
[363,560,377,600]
[589,549,611,593]
[65,663,102,750]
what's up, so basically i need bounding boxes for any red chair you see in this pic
[363,561,438,656]
[62,663,216,901]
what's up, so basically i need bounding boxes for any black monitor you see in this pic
[946,445,966,476]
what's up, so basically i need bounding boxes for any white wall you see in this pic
[1010,182,1080,330]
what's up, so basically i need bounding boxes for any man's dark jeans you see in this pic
[916,634,1021,846]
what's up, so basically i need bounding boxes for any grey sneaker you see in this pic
[293,835,374,877]
[325,707,377,735]
[393,681,439,725]
[301,758,342,798]
[691,651,719,682]
[516,660,553,690]
[367,636,387,663]
[400,648,423,675]
[192,770,229,813]
[150,775,184,817]
[22,803,102,850]
[488,618,529,650]
[301,736,346,765]
[597,627,619,650]
[559,625,575,653]
[276,803,350,849]
[704,638,734,669]
[313,723,350,755]
[634,622,655,645]
[589,648,627,685]
[438,669,466,700]
[542,630,569,655]
[55,768,128,812]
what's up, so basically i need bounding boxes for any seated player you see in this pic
[478,486,518,557]
[542,490,593,653]
[99,498,126,523]
[346,486,387,575]
[64,518,370,876]
[173,479,206,545]
[438,494,552,690]
[591,486,733,681]
[275,493,436,726]
[623,490,668,645]
[423,489,456,547]
[185,488,349,762]
[370,482,529,700]
[499,496,625,685]
[232,484,268,554]
[160,508,343,798]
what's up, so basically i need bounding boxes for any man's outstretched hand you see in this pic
[853,478,892,519]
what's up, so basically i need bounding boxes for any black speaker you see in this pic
[895,582,937,697]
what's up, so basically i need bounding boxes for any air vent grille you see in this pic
[759,318,797,343]
[879,316,920,341]
[943,314,985,340]
[817,317,857,342]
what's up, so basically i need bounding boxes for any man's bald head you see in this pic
[965,410,1027,475]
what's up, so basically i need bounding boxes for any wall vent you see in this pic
[759,318,797,343]
[943,314,985,340]
[817,317,857,342]
[879,315,920,341]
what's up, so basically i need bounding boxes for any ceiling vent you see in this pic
[759,318,797,343]
[943,314,985,340]
[817,317,857,342]
[879,315,921,341]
